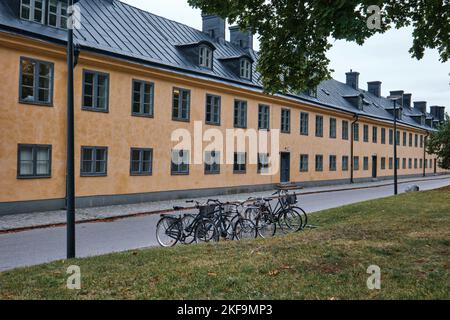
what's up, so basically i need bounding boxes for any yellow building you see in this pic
[0,0,447,215]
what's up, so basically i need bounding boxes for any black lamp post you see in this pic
[66,0,76,259]
[389,96,402,195]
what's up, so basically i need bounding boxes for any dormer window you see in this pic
[48,0,68,29]
[20,0,69,29]
[199,45,213,69]
[21,0,45,24]
[240,58,252,80]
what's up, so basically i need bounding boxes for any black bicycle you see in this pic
[207,199,258,241]
[156,200,219,247]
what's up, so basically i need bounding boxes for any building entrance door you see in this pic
[280,152,290,183]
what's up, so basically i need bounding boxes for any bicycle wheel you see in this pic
[256,214,277,238]
[195,219,219,243]
[233,218,258,241]
[181,214,196,244]
[156,217,181,247]
[243,207,259,223]
[291,206,308,229]
[279,209,303,233]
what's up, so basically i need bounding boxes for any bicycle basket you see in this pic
[284,194,297,205]
[199,204,216,217]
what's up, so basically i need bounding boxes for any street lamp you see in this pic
[388,96,402,195]
[66,0,76,259]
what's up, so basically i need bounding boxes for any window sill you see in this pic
[132,113,154,119]
[130,173,153,176]
[233,171,247,174]
[205,171,220,175]
[80,173,108,177]
[205,121,221,127]
[171,172,190,176]
[19,100,53,108]
[82,107,109,113]
[172,118,190,123]
[17,175,52,180]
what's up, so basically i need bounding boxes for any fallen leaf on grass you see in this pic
[208,272,218,277]
[268,270,280,276]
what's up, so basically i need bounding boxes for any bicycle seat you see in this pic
[263,198,273,202]
[173,206,184,210]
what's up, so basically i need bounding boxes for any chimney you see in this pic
[367,81,382,97]
[346,70,360,90]
[202,14,226,42]
[390,90,404,107]
[430,106,446,122]
[229,26,253,50]
[413,101,427,114]
[403,93,412,108]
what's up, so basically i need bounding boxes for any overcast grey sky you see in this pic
[122,0,449,113]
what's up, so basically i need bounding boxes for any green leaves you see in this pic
[188,0,449,93]
[427,117,450,170]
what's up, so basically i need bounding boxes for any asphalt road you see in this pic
[1,177,449,272]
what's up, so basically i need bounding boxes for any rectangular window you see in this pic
[233,152,247,173]
[420,159,423,169]
[17,144,51,178]
[300,112,309,136]
[20,57,53,105]
[402,158,407,169]
[425,159,428,169]
[430,159,433,168]
[396,131,401,146]
[381,157,386,170]
[81,147,108,176]
[172,88,190,121]
[342,120,349,140]
[409,158,412,169]
[258,104,270,130]
[199,46,213,69]
[329,155,337,171]
[342,156,349,171]
[205,94,221,125]
[353,123,359,141]
[415,134,418,147]
[20,0,45,24]
[381,128,386,144]
[234,100,247,128]
[409,133,413,147]
[372,126,378,143]
[353,156,360,171]
[83,70,109,112]
[329,118,337,139]
[403,132,407,146]
[420,135,424,148]
[315,155,323,172]
[389,129,394,145]
[171,150,190,175]
[132,80,154,117]
[281,108,291,133]
[389,157,393,170]
[257,153,269,174]
[363,157,369,171]
[300,154,309,172]
[396,158,400,169]
[130,148,153,176]
[363,125,369,142]
[315,115,323,137]
[48,0,68,29]
[205,151,220,174]
[414,158,418,169]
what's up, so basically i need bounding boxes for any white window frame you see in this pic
[199,46,213,69]
[240,58,252,80]
[48,0,69,29]
[20,0,46,24]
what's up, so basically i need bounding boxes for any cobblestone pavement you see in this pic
[1,175,449,231]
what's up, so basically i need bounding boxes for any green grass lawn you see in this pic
[1,187,449,300]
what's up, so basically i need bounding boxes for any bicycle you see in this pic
[156,200,219,247]
[207,199,258,241]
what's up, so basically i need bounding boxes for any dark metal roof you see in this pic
[0,0,441,131]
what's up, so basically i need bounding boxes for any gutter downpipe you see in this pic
[350,114,359,184]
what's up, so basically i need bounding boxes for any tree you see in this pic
[188,0,449,94]
[427,115,450,170]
